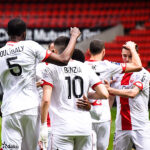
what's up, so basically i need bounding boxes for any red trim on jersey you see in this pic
[7,41,18,43]
[133,81,143,90]
[120,73,133,130]
[86,59,98,62]
[121,73,133,85]
[91,100,102,106]
[6,41,18,46]
[7,44,14,46]
[47,113,51,127]
[121,63,127,73]
[42,50,52,62]
[40,79,53,87]
[92,81,102,90]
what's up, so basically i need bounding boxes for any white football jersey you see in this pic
[85,60,126,122]
[36,60,101,135]
[0,41,51,116]
[112,68,150,130]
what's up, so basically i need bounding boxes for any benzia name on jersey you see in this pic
[64,66,82,73]
[0,46,24,57]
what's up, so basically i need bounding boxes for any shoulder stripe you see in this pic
[42,50,52,62]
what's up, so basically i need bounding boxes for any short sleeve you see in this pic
[108,61,126,75]
[27,40,52,63]
[86,64,102,90]
[40,65,55,87]
[36,63,56,87]
[133,70,149,91]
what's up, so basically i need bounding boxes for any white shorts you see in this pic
[113,129,150,150]
[47,127,52,150]
[51,134,92,150]
[2,107,40,150]
[92,121,111,150]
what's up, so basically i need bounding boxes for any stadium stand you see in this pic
[0,1,150,28]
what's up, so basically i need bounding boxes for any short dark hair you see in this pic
[7,18,26,36]
[122,43,139,52]
[72,49,85,62]
[54,36,70,54]
[89,40,105,55]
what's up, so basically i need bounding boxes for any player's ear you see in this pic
[102,48,105,57]
[22,31,26,40]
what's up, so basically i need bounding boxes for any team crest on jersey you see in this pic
[130,78,134,83]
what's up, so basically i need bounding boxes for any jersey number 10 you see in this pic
[65,76,83,99]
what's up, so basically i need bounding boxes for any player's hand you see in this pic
[104,80,110,89]
[39,122,48,150]
[123,41,137,52]
[77,95,91,111]
[70,27,81,38]
[36,81,42,87]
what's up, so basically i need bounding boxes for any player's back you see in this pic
[85,60,124,122]
[41,60,100,135]
[85,60,124,82]
[0,40,46,116]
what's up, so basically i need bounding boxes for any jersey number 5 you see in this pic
[65,76,83,99]
[6,57,22,76]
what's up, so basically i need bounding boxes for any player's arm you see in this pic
[45,27,81,66]
[104,79,140,98]
[87,84,109,100]
[123,41,142,73]
[41,85,52,124]
[109,95,115,108]
[77,83,109,110]
[40,84,52,149]
[108,86,140,98]
[77,94,104,120]
[93,83,109,99]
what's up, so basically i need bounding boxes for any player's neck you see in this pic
[10,36,24,42]
[90,54,103,61]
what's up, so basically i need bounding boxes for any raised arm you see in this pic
[123,41,142,73]
[45,27,81,66]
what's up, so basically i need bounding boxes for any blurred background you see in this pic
[0,0,150,149]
